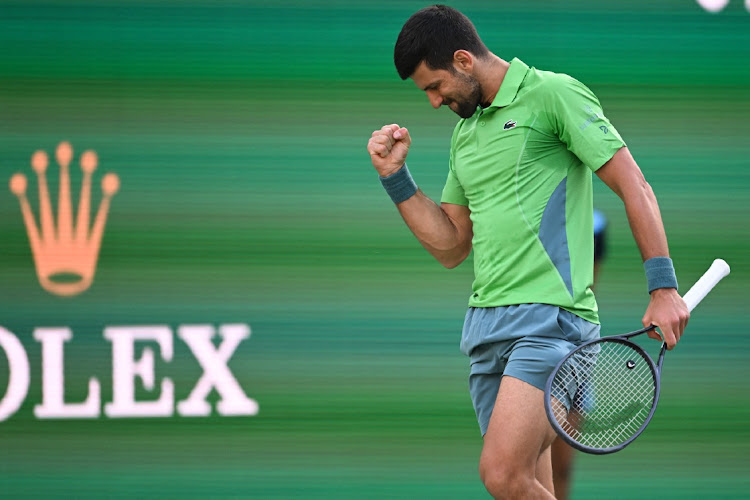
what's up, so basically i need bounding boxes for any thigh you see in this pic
[481,376,558,474]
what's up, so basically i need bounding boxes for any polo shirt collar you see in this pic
[487,58,529,109]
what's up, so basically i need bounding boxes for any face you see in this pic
[411,61,482,119]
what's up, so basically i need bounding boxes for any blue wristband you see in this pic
[380,164,418,204]
[644,257,678,293]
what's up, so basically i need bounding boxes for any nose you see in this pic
[426,90,443,109]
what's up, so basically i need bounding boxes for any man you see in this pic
[366,5,689,499]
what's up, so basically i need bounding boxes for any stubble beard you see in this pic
[448,72,483,119]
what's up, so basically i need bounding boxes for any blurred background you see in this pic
[0,0,748,498]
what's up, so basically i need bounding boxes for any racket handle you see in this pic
[682,259,730,312]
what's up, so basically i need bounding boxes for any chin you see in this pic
[456,107,477,119]
[450,100,480,119]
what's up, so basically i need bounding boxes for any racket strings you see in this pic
[550,340,657,450]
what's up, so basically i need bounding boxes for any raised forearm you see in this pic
[368,124,472,268]
[394,190,472,268]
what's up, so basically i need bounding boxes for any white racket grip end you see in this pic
[682,259,730,312]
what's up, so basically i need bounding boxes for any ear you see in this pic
[453,50,474,72]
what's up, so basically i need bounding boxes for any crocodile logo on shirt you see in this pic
[503,120,517,130]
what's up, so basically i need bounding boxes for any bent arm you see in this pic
[367,124,472,269]
[395,192,472,269]
[596,146,689,349]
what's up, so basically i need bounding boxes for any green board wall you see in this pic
[0,1,748,498]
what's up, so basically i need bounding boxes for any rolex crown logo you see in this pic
[9,141,119,297]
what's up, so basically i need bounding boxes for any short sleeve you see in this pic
[548,75,626,171]
[440,166,468,206]
[440,124,469,206]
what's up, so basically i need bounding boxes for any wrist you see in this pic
[378,163,405,178]
[380,163,418,204]
[649,287,678,297]
[644,256,678,294]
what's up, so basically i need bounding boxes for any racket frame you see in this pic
[544,325,667,455]
[544,258,729,454]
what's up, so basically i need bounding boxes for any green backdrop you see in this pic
[0,1,748,498]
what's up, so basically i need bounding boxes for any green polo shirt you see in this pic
[441,58,625,324]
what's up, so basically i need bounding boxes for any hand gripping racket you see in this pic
[544,259,730,454]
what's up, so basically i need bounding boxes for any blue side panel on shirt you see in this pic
[538,177,574,297]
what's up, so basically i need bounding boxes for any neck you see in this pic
[477,54,510,107]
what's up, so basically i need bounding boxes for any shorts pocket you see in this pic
[556,309,583,343]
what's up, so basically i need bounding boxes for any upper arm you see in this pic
[435,124,472,265]
[440,202,473,250]
[595,146,650,200]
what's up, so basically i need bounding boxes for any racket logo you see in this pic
[626,360,636,369]
[9,142,120,297]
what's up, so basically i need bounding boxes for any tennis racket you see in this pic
[544,258,730,454]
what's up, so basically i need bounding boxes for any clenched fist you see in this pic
[367,124,411,177]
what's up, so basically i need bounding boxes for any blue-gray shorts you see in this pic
[463,304,600,436]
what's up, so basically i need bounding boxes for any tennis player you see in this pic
[366,5,689,499]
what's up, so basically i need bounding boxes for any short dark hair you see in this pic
[394,5,489,80]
